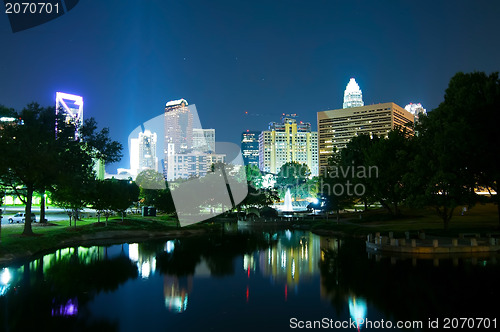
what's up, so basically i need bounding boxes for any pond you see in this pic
[1,226,499,331]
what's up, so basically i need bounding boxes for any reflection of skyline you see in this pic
[244,231,321,288]
[164,275,192,313]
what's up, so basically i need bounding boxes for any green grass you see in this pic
[308,203,499,236]
[0,213,219,260]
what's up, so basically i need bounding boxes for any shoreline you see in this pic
[0,227,211,267]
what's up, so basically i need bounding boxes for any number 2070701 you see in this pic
[5,2,60,14]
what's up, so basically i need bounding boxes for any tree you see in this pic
[320,151,355,221]
[111,180,140,221]
[51,118,123,225]
[0,103,83,235]
[432,72,500,224]
[80,118,123,164]
[275,162,311,200]
[245,164,264,189]
[337,135,380,211]
[405,107,477,230]
[91,179,139,225]
[364,129,412,216]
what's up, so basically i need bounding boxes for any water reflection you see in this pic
[0,231,499,331]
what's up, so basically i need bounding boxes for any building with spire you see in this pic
[343,78,364,109]
[318,78,414,170]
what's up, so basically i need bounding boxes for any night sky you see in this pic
[1,0,499,172]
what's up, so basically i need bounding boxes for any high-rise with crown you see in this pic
[343,78,364,109]
[318,79,414,170]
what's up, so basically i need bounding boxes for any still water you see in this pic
[1,225,499,331]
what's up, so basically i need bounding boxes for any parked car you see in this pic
[8,213,36,223]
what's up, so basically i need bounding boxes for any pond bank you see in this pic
[0,225,211,266]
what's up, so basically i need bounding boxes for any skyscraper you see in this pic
[138,130,158,172]
[241,130,260,166]
[163,98,224,180]
[259,115,318,176]
[55,92,83,139]
[343,78,364,109]
[318,102,414,170]
[404,103,427,121]
[164,98,193,154]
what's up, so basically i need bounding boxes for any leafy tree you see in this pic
[91,179,139,224]
[405,108,477,230]
[320,151,355,221]
[80,118,123,164]
[136,169,166,190]
[275,162,311,200]
[337,135,380,211]
[431,72,500,224]
[240,185,279,208]
[111,180,140,221]
[364,129,412,215]
[0,103,83,234]
[245,164,263,189]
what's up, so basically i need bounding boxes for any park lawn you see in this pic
[309,203,499,237]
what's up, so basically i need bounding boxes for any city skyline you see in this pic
[1,1,499,173]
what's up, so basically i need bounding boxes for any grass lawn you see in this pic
[310,203,499,237]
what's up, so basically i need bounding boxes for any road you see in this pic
[0,206,97,224]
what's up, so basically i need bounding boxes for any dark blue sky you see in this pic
[1,0,499,172]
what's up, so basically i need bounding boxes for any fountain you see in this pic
[283,188,293,212]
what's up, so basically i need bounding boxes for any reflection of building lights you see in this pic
[0,268,11,296]
[52,298,78,317]
[349,296,367,330]
[165,295,188,313]
[291,259,295,279]
[281,251,286,269]
[285,230,292,240]
[165,240,175,253]
[141,261,151,279]
[128,243,139,262]
[1,268,11,285]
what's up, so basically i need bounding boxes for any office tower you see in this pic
[259,115,318,176]
[343,78,364,109]
[404,103,427,121]
[241,130,260,166]
[55,92,83,139]
[166,151,225,180]
[318,102,414,170]
[138,130,158,172]
[163,98,224,180]
[192,128,215,153]
[164,98,193,154]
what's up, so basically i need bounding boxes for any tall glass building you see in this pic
[241,131,260,166]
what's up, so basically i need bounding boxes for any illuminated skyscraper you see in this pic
[404,103,427,121]
[164,98,193,154]
[259,115,318,176]
[318,102,414,170]
[55,92,83,138]
[138,130,158,172]
[343,78,364,109]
